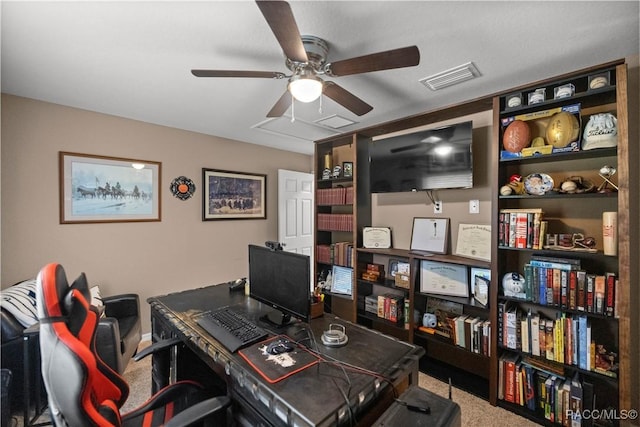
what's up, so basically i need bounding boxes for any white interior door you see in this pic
[278,169,314,288]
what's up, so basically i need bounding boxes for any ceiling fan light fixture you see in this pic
[288,73,323,103]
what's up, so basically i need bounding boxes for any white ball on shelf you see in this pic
[500,185,513,196]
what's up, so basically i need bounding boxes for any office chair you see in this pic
[36,263,230,426]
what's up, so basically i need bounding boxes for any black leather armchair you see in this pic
[95,293,143,374]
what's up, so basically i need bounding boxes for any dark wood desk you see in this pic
[148,284,424,427]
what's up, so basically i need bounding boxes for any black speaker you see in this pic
[321,323,348,347]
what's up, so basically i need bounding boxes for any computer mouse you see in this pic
[266,338,295,355]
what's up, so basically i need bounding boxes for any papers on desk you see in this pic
[238,335,320,384]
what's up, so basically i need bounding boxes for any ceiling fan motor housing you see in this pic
[286,35,329,72]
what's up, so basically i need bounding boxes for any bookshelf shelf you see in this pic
[490,60,631,421]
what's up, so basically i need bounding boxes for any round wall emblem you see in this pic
[170,176,196,200]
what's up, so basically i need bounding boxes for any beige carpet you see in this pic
[121,341,541,426]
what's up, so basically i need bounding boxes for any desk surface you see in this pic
[148,284,424,427]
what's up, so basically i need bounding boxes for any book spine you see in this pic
[605,272,616,317]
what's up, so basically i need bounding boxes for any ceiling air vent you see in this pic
[420,62,481,91]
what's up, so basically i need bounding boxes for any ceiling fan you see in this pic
[191,0,420,118]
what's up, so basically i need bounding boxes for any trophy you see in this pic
[597,165,618,193]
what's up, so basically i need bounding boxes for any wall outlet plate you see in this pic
[434,200,443,214]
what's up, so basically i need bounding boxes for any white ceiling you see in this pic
[2,1,639,156]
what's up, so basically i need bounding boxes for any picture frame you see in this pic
[470,267,491,307]
[455,224,492,262]
[59,152,161,224]
[410,217,449,255]
[419,260,469,297]
[342,161,353,178]
[202,168,266,221]
[387,258,410,278]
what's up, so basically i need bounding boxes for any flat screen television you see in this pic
[248,244,311,326]
[370,120,473,193]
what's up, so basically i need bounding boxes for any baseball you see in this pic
[561,180,578,193]
[500,185,513,196]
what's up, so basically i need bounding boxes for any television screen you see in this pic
[370,121,473,193]
[248,244,311,325]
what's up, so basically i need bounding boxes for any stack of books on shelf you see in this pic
[315,242,354,267]
[499,355,594,427]
[499,208,546,250]
[376,294,404,323]
[317,213,353,232]
[316,187,353,205]
[498,303,619,378]
[360,263,385,283]
[511,255,618,317]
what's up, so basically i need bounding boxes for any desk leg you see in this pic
[23,336,31,427]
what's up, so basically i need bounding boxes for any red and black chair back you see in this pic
[36,263,230,427]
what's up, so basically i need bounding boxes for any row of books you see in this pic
[498,208,546,249]
[316,186,354,206]
[316,242,354,267]
[509,255,618,317]
[317,213,353,232]
[376,294,405,323]
[498,303,618,377]
[448,315,492,357]
[499,355,596,427]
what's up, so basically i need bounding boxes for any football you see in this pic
[503,120,531,153]
[546,112,580,148]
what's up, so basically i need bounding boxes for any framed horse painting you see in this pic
[59,152,161,224]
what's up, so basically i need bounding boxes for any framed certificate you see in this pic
[419,260,468,297]
[455,224,491,262]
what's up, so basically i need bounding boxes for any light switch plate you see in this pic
[469,199,480,214]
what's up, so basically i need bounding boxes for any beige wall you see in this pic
[1,94,312,334]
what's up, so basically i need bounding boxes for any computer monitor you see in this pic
[330,265,353,298]
[248,244,311,326]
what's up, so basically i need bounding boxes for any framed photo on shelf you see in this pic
[342,161,353,178]
[202,168,266,220]
[59,151,161,224]
[470,267,491,307]
[410,217,449,255]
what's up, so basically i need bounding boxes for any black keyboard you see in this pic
[195,307,268,353]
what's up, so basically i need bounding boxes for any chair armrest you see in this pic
[95,317,122,373]
[133,336,183,362]
[102,294,139,319]
[1,309,25,343]
[163,396,231,427]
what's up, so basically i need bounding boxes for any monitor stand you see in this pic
[261,310,293,328]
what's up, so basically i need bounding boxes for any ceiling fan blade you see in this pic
[191,70,286,79]
[323,82,373,116]
[256,1,308,63]
[266,91,292,117]
[325,46,420,77]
